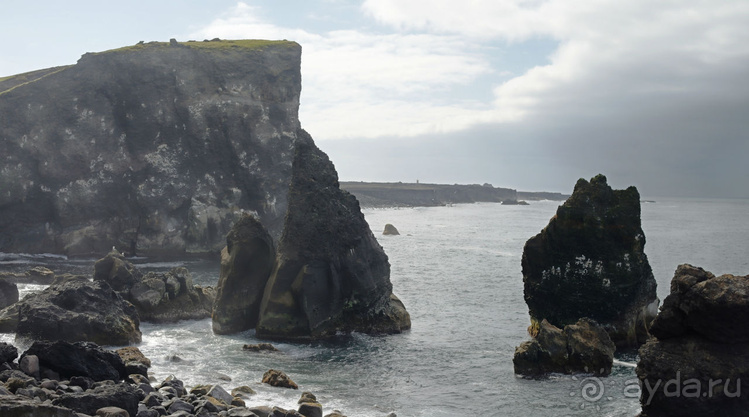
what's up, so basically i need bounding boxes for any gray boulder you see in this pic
[0,279,19,309]
[22,340,127,382]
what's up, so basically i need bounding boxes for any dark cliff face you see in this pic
[522,174,659,347]
[0,40,301,256]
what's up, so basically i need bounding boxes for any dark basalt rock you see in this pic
[53,382,140,416]
[22,340,127,382]
[522,174,658,347]
[15,278,141,345]
[0,397,78,417]
[636,264,749,416]
[255,135,411,340]
[513,318,615,376]
[0,40,302,256]
[213,213,276,334]
[0,278,19,309]
[262,369,298,389]
[94,251,215,323]
[0,341,18,364]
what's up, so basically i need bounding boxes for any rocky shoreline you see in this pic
[0,339,355,417]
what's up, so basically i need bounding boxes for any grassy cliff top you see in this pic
[98,39,298,55]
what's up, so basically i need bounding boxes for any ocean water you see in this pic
[2,198,748,416]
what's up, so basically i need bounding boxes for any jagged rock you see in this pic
[0,267,56,285]
[382,224,400,235]
[636,264,749,416]
[298,402,323,417]
[115,346,151,367]
[0,279,19,309]
[256,136,411,340]
[93,251,214,323]
[242,343,279,353]
[521,174,658,347]
[0,397,78,417]
[262,369,298,389]
[22,340,127,382]
[53,382,140,416]
[0,342,18,364]
[213,214,276,335]
[231,385,256,398]
[513,318,615,376]
[0,40,302,256]
[0,303,19,333]
[15,278,141,345]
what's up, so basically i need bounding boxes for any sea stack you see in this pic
[637,264,749,416]
[255,135,411,340]
[521,174,658,347]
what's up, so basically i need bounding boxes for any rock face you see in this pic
[255,136,411,340]
[0,278,19,309]
[212,213,276,334]
[0,39,302,256]
[94,250,215,322]
[14,278,141,345]
[636,264,749,416]
[522,174,658,347]
[22,340,127,382]
[513,318,615,376]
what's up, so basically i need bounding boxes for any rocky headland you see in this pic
[0,39,303,257]
[636,264,749,416]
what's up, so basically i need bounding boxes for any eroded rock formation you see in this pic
[255,136,411,340]
[522,174,658,347]
[0,39,302,256]
[212,213,275,334]
[636,264,749,416]
[513,318,615,376]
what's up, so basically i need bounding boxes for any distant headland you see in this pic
[340,181,569,208]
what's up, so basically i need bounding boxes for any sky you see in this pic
[2,1,748,198]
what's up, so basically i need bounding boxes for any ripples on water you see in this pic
[2,198,748,416]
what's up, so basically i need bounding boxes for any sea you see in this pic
[2,197,748,417]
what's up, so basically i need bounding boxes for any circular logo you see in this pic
[580,377,605,402]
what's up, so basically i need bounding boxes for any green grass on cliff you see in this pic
[99,39,297,55]
[0,66,72,96]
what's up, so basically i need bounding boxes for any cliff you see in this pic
[0,39,301,256]
[340,182,519,207]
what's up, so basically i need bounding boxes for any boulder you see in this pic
[15,278,141,345]
[94,249,142,293]
[0,278,19,309]
[636,264,749,416]
[0,303,19,333]
[521,174,659,347]
[262,369,298,389]
[242,343,279,353]
[0,342,18,364]
[53,382,140,416]
[513,318,615,376]
[382,224,400,235]
[212,214,276,335]
[21,340,127,382]
[0,397,78,417]
[256,136,411,340]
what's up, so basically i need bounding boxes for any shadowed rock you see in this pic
[256,135,410,340]
[382,224,400,235]
[522,174,658,347]
[22,340,127,382]
[0,279,19,309]
[212,214,276,334]
[637,264,749,416]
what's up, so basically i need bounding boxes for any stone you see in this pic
[97,406,131,417]
[637,264,749,416]
[94,250,142,293]
[0,397,78,417]
[262,369,298,389]
[213,214,276,335]
[521,174,659,347]
[228,407,261,417]
[19,354,40,379]
[298,402,322,417]
[168,399,195,414]
[513,318,615,376]
[0,302,20,333]
[0,40,302,256]
[53,382,140,416]
[242,343,279,353]
[0,341,18,364]
[0,278,19,309]
[21,340,127,382]
[15,278,141,345]
[382,224,399,235]
[231,385,256,398]
[115,346,152,367]
[323,411,347,417]
[298,391,317,404]
[207,384,233,405]
[249,406,273,417]
[256,136,411,340]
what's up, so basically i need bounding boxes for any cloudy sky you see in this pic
[2,1,748,198]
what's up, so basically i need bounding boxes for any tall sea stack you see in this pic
[521,174,659,347]
[0,40,301,256]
